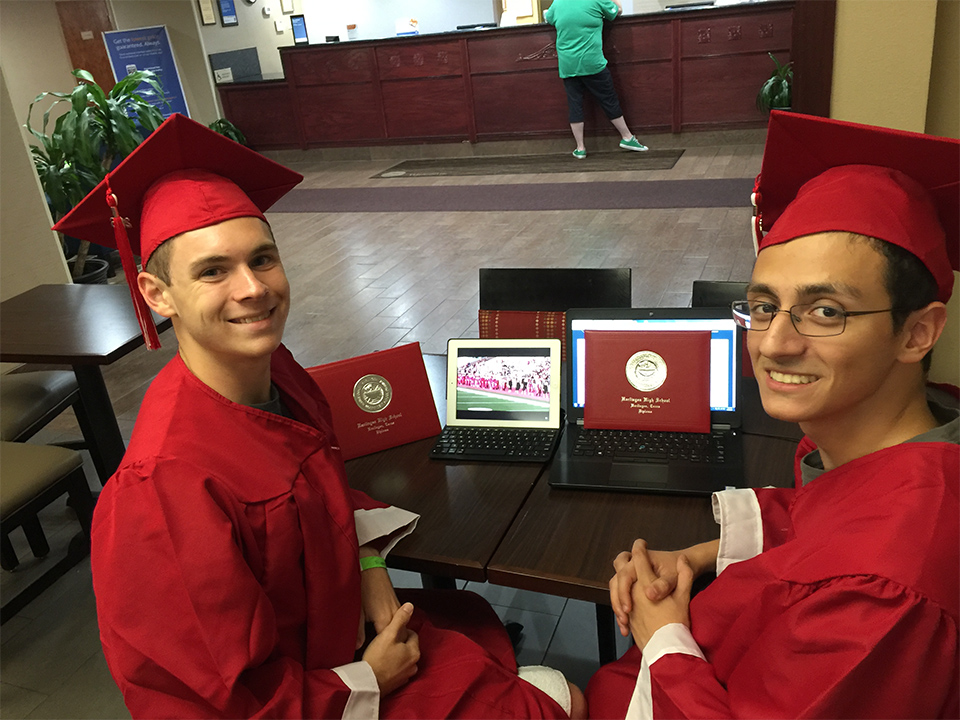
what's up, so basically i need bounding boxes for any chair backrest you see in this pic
[479,268,632,311]
[478,268,632,360]
[692,280,752,379]
[691,280,746,309]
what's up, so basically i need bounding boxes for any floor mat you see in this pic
[270,178,754,213]
[372,149,683,178]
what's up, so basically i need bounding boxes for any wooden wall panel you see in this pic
[56,0,114,89]
[472,71,569,135]
[375,41,463,80]
[680,54,784,126]
[606,21,674,63]
[790,0,835,116]
[609,62,674,130]
[380,77,469,138]
[286,47,375,85]
[467,31,559,74]
[222,2,809,149]
[680,9,792,57]
[298,85,385,143]
[218,83,299,148]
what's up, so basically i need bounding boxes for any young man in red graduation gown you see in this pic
[586,112,959,718]
[53,115,586,719]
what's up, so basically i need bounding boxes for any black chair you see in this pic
[479,268,632,311]
[478,268,632,360]
[0,371,92,572]
[1,442,94,623]
[691,280,747,309]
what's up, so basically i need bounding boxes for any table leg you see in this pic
[596,603,619,665]
[72,365,126,484]
[420,574,458,590]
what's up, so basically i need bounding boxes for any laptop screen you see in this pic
[568,309,741,421]
[445,338,562,428]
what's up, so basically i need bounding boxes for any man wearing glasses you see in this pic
[587,111,959,718]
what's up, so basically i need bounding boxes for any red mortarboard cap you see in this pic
[754,111,959,303]
[53,114,303,349]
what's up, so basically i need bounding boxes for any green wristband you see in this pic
[359,555,387,572]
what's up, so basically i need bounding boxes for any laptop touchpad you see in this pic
[609,462,669,487]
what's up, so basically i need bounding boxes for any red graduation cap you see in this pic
[754,111,960,302]
[53,113,303,349]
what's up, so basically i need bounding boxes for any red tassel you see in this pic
[751,174,764,249]
[106,185,162,350]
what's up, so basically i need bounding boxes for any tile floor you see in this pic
[1,128,765,718]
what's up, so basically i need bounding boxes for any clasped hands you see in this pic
[357,549,420,695]
[609,538,696,650]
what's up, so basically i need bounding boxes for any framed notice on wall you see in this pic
[197,0,216,25]
[218,0,238,26]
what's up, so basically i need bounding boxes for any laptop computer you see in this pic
[429,338,563,462]
[548,307,745,494]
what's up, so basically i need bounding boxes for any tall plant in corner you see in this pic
[26,68,166,278]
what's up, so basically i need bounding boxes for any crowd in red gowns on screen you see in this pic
[457,356,550,400]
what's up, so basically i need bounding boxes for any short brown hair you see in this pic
[143,240,173,284]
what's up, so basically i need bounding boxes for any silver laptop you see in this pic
[429,338,563,462]
[548,307,745,494]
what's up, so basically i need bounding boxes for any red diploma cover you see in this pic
[583,330,711,433]
[306,342,441,460]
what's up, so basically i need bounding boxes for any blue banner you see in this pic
[103,26,189,119]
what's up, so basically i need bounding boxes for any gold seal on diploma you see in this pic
[353,374,392,413]
[625,351,667,392]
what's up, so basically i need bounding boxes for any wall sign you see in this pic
[103,26,190,120]
[197,0,216,25]
[218,0,239,26]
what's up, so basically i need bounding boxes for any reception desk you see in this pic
[219,1,814,150]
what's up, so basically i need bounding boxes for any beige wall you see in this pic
[0,0,76,147]
[0,66,70,303]
[109,0,220,123]
[925,0,959,139]
[831,0,938,132]
[198,0,302,80]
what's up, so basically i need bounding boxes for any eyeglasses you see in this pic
[730,300,895,337]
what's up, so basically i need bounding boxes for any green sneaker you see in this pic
[619,136,649,152]
[572,149,587,160]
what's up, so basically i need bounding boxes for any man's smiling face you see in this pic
[747,232,906,430]
[158,216,290,369]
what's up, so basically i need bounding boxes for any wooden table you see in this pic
[345,353,544,584]
[487,433,798,662]
[341,352,800,662]
[0,284,172,483]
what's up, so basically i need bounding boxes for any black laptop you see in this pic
[548,307,745,495]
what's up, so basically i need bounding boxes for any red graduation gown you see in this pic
[586,435,960,719]
[92,345,566,719]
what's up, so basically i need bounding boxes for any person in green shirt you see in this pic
[544,0,648,158]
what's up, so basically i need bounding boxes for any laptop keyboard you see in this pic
[573,428,730,464]
[430,426,561,462]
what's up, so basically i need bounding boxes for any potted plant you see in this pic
[756,52,793,114]
[26,68,246,282]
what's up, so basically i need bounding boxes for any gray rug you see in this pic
[270,178,755,213]
[372,149,684,178]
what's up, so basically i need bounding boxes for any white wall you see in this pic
[302,0,495,43]
[110,0,221,122]
[198,0,303,80]
[0,0,76,145]
[0,66,70,305]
